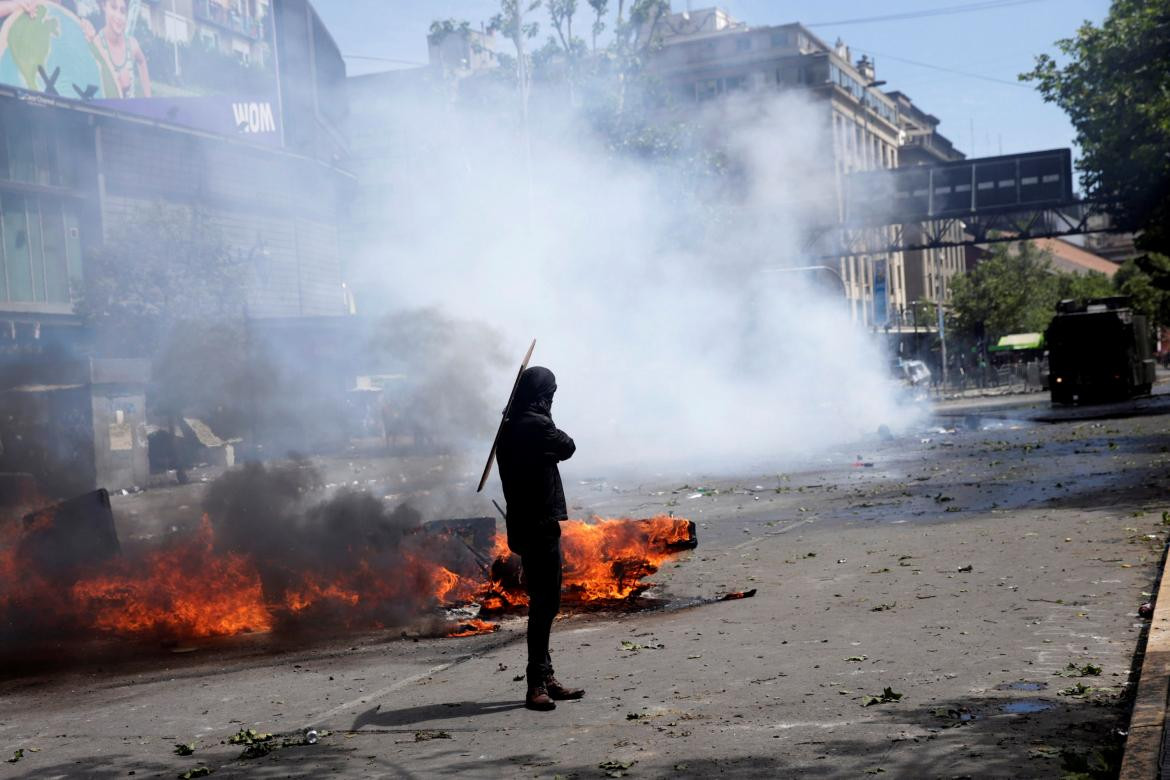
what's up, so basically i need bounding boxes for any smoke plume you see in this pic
[348,75,915,476]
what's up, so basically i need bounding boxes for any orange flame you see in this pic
[0,513,692,643]
[70,517,272,637]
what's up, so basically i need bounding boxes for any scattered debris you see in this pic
[861,687,903,706]
[174,742,196,756]
[240,742,277,760]
[931,706,977,726]
[414,730,451,742]
[719,589,757,601]
[621,640,664,652]
[599,759,636,777]
[1058,682,1094,698]
[871,603,896,612]
[178,769,213,779]
[1055,662,1102,678]
[225,727,327,760]
[228,729,273,746]
[844,655,868,662]
[957,564,973,572]
[1139,602,1154,619]
[6,749,23,764]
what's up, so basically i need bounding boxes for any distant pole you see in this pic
[935,248,949,387]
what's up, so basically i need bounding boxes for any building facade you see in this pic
[642,7,910,326]
[887,90,966,316]
[0,0,352,495]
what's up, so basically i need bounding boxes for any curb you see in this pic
[1119,546,1170,779]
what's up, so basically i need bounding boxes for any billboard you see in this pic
[0,0,282,144]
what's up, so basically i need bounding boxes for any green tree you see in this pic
[1115,253,1170,327]
[427,18,471,47]
[1024,0,1170,254]
[1055,268,1115,303]
[948,242,1060,342]
[547,0,580,53]
[586,0,608,51]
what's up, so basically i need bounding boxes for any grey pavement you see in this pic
[2,409,1169,778]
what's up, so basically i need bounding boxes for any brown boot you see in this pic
[525,683,556,711]
[545,675,585,700]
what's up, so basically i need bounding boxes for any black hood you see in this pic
[513,366,556,413]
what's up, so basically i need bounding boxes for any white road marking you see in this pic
[732,518,815,550]
[304,662,457,729]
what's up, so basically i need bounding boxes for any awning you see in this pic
[989,333,1044,352]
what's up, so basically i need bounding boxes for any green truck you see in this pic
[1046,296,1156,404]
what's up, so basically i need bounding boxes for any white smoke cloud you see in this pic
[349,74,919,477]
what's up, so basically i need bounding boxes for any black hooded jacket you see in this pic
[496,366,576,553]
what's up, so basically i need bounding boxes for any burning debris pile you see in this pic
[0,463,695,646]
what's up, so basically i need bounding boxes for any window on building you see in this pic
[770,30,792,48]
[0,111,86,306]
[736,37,751,51]
[724,75,747,92]
[696,78,720,101]
[0,194,81,305]
[0,124,81,189]
[164,11,190,43]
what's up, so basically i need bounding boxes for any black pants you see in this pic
[521,539,562,684]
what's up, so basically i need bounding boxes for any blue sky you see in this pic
[312,0,1109,158]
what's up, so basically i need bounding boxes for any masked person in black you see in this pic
[496,366,585,711]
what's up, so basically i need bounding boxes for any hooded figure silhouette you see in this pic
[496,366,583,710]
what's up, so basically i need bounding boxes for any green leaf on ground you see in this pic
[227,729,274,746]
[600,759,636,777]
[174,743,196,756]
[6,750,23,764]
[414,730,451,741]
[1056,662,1102,677]
[861,687,903,706]
[1058,682,1093,697]
[240,743,276,760]
[845,655,868,662]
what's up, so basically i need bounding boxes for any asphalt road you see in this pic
[3,406,1170,778]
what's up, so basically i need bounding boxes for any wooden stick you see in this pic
[476,339,536,492]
